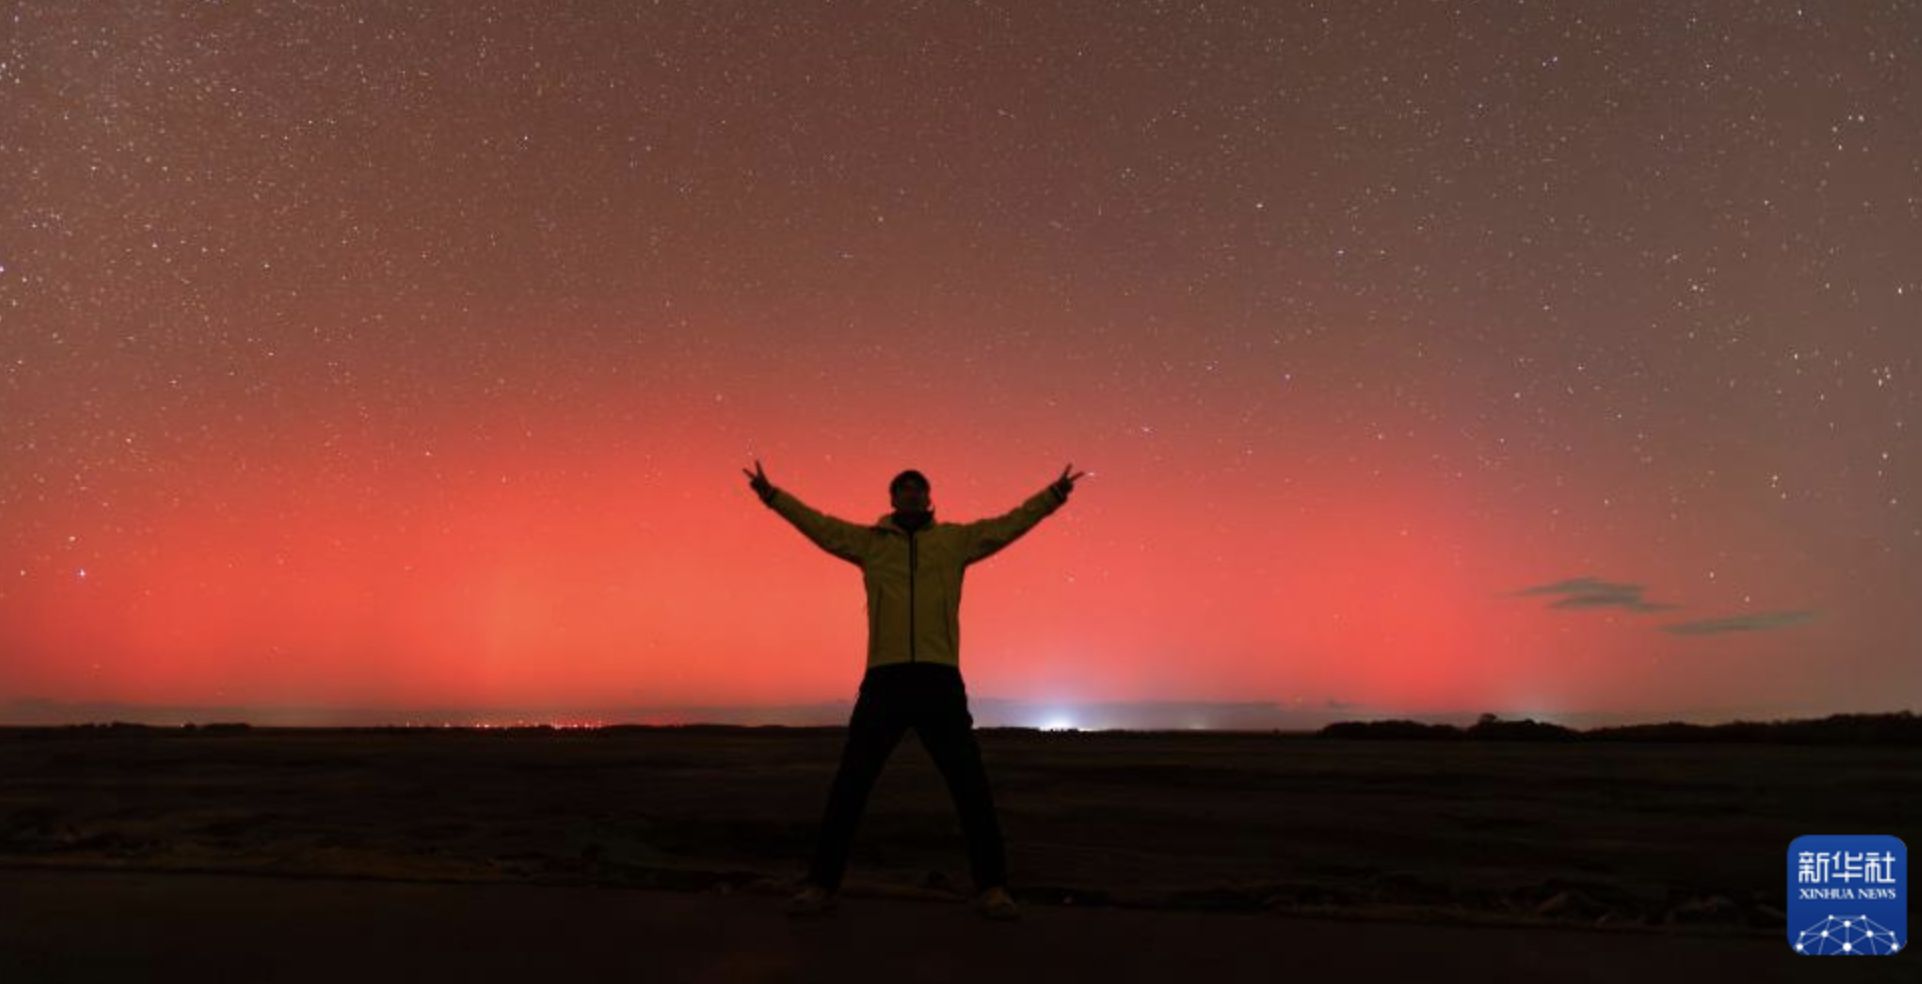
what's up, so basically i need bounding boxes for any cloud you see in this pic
[1510,575,1683,613]
[1660,610,1819,635]
[1512,576,1818,637]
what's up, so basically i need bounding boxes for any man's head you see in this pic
[889,469,931,513]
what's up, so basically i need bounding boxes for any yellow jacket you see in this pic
[758,483,1067,670]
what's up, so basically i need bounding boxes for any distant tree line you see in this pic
[1317,710,1920,744]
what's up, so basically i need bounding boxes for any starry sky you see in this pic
[2,1,1917,727]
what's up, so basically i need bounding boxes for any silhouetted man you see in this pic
[743,460,1084,920]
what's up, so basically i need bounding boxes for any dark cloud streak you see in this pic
[1661,610,1819,635]
[1511,575,1682,613]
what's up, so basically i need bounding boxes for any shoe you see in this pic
[974,885,1020,921]
[785,882,838,916]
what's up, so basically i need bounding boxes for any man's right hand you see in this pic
[743,458,773,500]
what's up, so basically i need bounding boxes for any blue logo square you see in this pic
[1787,834,1906,956]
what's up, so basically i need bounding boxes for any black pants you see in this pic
[805,661,1007,893]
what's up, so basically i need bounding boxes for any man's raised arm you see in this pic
[757,484,876,566]
[958,487,1066,565]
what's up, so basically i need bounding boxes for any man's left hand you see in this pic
[1051,462,1088,500]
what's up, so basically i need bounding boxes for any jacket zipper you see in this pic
[907,530,918,662]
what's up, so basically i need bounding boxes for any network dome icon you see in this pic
[1793,914,1904,955]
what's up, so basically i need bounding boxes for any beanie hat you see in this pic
[889,469,930,495]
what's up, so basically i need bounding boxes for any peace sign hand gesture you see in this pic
[1050,462,1088,500]
[743,458,773,500]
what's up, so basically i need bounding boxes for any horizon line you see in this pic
[3,696,1914,731]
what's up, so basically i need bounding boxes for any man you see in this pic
[742,459,1085,920]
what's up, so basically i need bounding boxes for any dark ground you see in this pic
[5,867,1908,984]
[1,726,1913,980]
